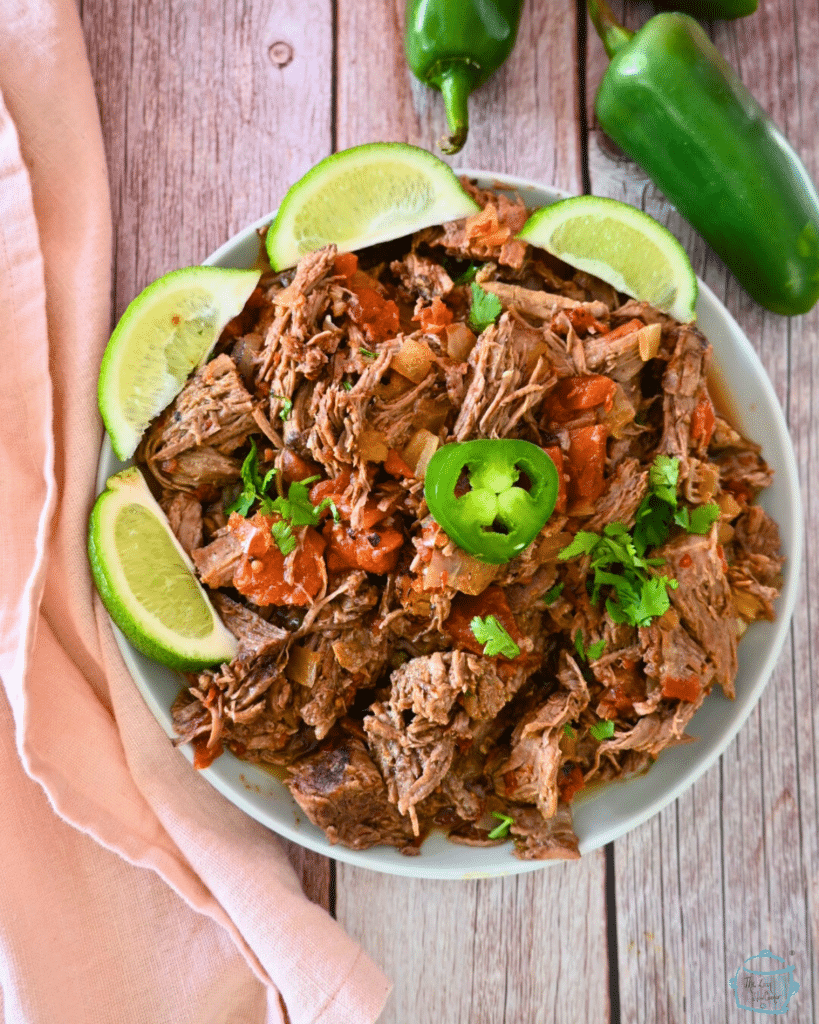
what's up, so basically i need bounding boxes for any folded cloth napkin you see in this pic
[0,2,391,1022]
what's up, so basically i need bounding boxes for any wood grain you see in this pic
[334,5,610,1022]
[336,858,609,1024]
[587,3,818,1021]
[82,0,336,910]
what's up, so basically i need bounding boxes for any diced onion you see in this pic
[358,428,389,463]
[402,429,440,478]
[392,338,434,383]
[424,547,499,596]
[285,646,321,688]
[444,322,477,362]
[637,323,662,361]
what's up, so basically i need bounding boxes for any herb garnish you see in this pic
[468,281,503,332]
[470,615,521,659]
[270,519,296,556]
[487,811,515,840]
[359,346,376,359]
[453,261,480,285]
[274,395,293,421]
[563,723,577,739]
[543,581,565,606]
[589,719,616,742]
[262,475,339,528]
[225,439,277,516]
[559,455,720,628]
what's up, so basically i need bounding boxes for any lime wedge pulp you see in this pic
[98,266,261,460]
[517,196,697,323]
[89,467,237,670]
[265,142,481,271]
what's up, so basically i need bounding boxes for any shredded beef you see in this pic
[146,184,782,862]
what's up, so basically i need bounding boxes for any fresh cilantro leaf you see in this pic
[271,519,296,556]
[487,811,515,840]
[589,719,615,742]
[470,615,521,659]
[587,639,606,661]
[563,723,576,739]
[633,494,675,555]
[274,395,293,420]
[558,531,600,560]
[574,630,587,662]
[224,439,277,516]
[648,455,680,505]
[543,582,565,605]
[342,380,354,391]
[453,262,480,285]
[673,506,691,530]
[688,502,721,534]
[268,475,326,528]
[359,346,376,359]
[468,281,503,332]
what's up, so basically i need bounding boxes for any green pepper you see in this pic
[424,439,559,564]
[589,1,819,316]
[654,0,757,18]
[404,0,524,155]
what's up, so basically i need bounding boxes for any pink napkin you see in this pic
[0,2,391,1022]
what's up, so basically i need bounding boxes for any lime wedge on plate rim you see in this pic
[265,142,481,271]
[89,466,237,670]
[98,265,261,461]
[517,195,698,323]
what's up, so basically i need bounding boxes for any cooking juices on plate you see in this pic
[134,182,783,860]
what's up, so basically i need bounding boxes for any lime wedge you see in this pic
[89,467,237,670]
[517,196,698,323]
[99,266,261,460]
[266,143,481,271]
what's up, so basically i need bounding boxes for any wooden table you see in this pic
[81,2,818,1020]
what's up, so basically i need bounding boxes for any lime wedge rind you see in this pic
[517,195,698,324]
[98,266,261,460]
[89,467,237,671]
[266,143,481,271]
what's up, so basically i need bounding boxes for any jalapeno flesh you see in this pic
[424,439,559,564]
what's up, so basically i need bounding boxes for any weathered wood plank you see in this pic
[334,5,610,1023]
[81,0,335,911]
[84,0,335,311]
[587,3,818,1020]
[335,0,582,190]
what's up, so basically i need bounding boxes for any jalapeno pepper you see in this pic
[589,1,819,316]
[424,439,559,564]
[655,0,757,18]
[404,0,524,155]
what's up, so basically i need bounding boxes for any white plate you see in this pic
[97,171,803,879]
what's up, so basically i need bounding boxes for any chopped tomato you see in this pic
[558,763,585,803]
[323,520,403,574]
[443,587,527,660]
[564,307,608,337]
[334,252,400,342]
[603,318,646,342]
[543,445,567,514]
[384,448,415,479]
[192,734,223,770]
[413,296,454,336]
[679,553,693,569]
[598,659,645,718]
[661,675,701,703]
[542,374,616,424]
[690,396,716,448]
[333,252,359,283]
[465,204,511,248]
[309,471,388,530]
[229,512,325,606]
[567,424,608,504]
[348,287,400,343]
[280,448,320,484]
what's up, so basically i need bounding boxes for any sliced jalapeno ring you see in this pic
[424,439,560,564]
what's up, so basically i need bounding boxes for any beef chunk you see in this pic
[286,741,416,851]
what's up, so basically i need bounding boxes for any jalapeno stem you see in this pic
[437,63,474,155]
[587,0,634,60]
